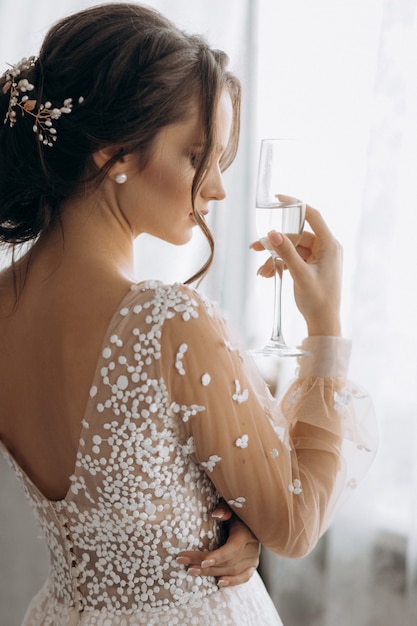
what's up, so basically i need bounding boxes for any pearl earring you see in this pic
[115,173,127,184]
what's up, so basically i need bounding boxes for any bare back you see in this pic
[0,257,132,501]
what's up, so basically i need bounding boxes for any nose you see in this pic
[200,163,226,202]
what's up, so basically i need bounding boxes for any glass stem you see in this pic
[270,258,284,343]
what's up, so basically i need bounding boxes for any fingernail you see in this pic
[201,558,216,568]
[211,509,225,520]
[187,567,202,575]
[218,579,229,587]
[268,231,283,246]
[176,556,191,565]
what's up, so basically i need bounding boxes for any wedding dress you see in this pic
[0,281,375,625]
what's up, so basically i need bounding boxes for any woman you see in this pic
[0,3,375,625]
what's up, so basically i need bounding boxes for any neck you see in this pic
[31,193,137,285]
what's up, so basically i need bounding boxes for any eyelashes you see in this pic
[189,152,203,169]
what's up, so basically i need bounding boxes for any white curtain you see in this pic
[256,1,417,625]
[1,1,417,625]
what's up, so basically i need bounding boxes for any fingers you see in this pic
[217,566,257,588]
[176,551,210,568]
[267,231,307,282]
[252,233,314,257]
[211,499,233,522]
[176,515,260,588]
[203,530,259,569]
[181,546,259,587]
[257,257,284,278]
[304,205,333,239]
[176,548,259,587]
[249,240,266,251]
[252,207,332,253]
[252,206,340,275]
[251,203,343,335]
[183,563,257,587]
[183,549,259,578]
[297,230,315,251]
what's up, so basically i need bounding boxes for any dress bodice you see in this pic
[0,281,376,625]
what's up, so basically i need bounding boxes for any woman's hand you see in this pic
[176,501,260,587]
[252,204,343,337]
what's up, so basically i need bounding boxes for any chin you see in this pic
[158,229,194,247]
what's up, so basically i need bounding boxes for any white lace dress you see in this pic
[0,281,376,626]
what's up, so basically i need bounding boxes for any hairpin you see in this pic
[2,56,84,147]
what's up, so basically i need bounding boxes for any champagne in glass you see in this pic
[256,198,305,255]
[249,139,306,357]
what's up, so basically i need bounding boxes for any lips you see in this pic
[189,210,209,220]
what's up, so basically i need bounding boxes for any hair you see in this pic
[0,2,241,283]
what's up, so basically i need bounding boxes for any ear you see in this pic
[92,147,126,171]
[92,147,117,170]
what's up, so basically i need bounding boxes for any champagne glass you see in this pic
[249,139,306,357]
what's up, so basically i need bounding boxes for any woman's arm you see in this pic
[159,206,376,558]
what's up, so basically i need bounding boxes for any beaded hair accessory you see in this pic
[2,56,84,147]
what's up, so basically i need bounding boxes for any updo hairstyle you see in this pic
[0,3,241,282]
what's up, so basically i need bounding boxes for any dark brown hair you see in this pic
[0,2,241,283]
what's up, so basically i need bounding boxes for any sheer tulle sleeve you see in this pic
[158,286,376,558]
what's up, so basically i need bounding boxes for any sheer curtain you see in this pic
[1,1,417,625]
[256,1,417,625]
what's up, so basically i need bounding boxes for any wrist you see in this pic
[306,316,342,337]
[307,327,342,337]
[298,335,351,378]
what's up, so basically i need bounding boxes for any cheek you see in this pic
[152,168,187,205]
[172,167,194,200]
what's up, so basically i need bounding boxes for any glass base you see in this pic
[247,340,307,358]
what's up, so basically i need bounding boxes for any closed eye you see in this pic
[189,151,203,169]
